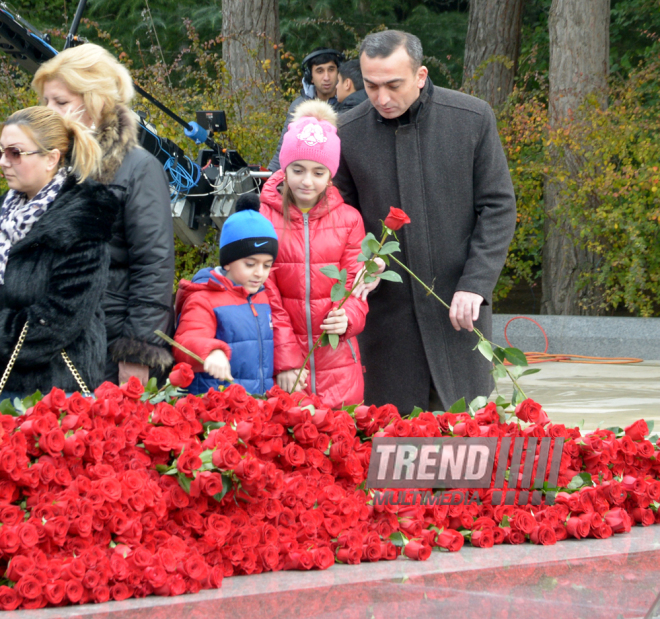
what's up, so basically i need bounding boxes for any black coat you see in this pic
[95,106,175,383]
[0,176,119,394]
[334,79,516,413]
[337,89,368,114]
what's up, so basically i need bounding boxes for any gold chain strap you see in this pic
[0,321,30,396]
[0,321,91,398]
[60,350,90,397]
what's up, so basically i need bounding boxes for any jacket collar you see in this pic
[7,175,119,253]
[94,104,139,184]
[376,77,434,127]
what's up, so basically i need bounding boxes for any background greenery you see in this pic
[2,0,660,314]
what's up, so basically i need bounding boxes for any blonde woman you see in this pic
[0,106,120,399]
[33,43,175,387]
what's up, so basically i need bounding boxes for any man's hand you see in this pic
[320,308,348,335]
[277,368,308,392]
[204,349,233,382]
[118,362,150,386]
[449,291,484,332]
[352,257,386,302]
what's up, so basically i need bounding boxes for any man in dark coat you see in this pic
[336,59,368,114]
[334,30,516,414]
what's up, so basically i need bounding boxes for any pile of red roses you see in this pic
[0,364,657,610]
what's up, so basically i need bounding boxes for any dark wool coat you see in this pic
[94,105,176,382]
[334,79,516,413]
[0,176,119,394]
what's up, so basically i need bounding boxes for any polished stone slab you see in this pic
[7,526,660,619]
[493,360,660,431]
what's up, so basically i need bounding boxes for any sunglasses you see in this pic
[0,146,43,164]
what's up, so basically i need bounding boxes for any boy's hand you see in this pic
[277,368,308,392]
[321,308,348,335]
[204,349,233,382]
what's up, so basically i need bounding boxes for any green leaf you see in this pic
[493,347,507,363]
[357,253,369,263]
[365,260,381,274]
[320,265,341,280]
[203,422,226,432]
[646,420,655,436]
[378,241,400,255]
[469,396,489,412]
[22,391,43,409]
[361,233,377,258]
[378,270,403,283]
[495,395,509,408]
[318,332,330,347]
[339,269,348,285]
[0,399,18,417]
[491,363,507,380]
[177,472,192,494]
[367,239,382,254]
[521,368,541,377]
[410,406,424,418]
[389,530,408,547]
[330,282,347,302]
[145,377,158,393]
[448,397,467,414]
[504,347,528,367]
[212,475,232,502]
[567,472,593,491]
[477,340,494,361]
[363,275,376,283]
[328,333,340,349]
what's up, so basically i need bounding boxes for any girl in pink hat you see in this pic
[260,100,368,408]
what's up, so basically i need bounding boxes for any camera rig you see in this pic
[0,0,270,245]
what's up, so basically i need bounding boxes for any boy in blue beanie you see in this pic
[173,194,291,395]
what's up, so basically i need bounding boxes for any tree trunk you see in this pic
[221,0,280,98]
[541,0,610,315]
[462,0,524,108]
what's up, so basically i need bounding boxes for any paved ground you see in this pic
[5,361,660,619]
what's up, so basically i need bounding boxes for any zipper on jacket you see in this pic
[303,213,316,393]
[347,338,357,363]
[248,296,264,394]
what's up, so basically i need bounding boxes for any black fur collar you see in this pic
[8,175,120,252]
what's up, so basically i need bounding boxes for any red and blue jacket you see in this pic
[173,267,274,395]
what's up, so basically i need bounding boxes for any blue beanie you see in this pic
[220,194,278,267]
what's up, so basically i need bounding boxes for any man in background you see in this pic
[336,59,368,113]
[267,47,343,172]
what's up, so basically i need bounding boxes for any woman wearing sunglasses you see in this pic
[0,106,119,400]
[32,44,175,388]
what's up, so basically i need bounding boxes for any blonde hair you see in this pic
[291,99,338,126]
[32,43,134,127]
[4,106,102,181]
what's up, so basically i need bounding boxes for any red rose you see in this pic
[625,419,649,441]
[436,529,464,552]
[283,443,306,467]
[530,524,556,545]
[510,509,536,535]
[110,582,132,601]
[470,528,495,548]
[169,363,194,388]
[0,586,21,611]
[404,539,432,560]
[121,376,145,399]
[514,399,549,425]
[42,387,67,410]
[312,547,335,570]
[16,575,42,600]
[40,427,65,455]
[44,581,66,605]
[565,517,589,539]
[383,206,411,231]
[604,508,632,534]
[212,443,242,470]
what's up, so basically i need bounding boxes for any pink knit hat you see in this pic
[279,100,341,176]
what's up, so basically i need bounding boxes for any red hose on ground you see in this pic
[502,316,643,365]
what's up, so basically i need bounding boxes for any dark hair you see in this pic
[308,47,341,69]
[359,30,424,71]
[338,59,364,91]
